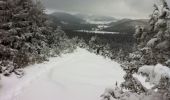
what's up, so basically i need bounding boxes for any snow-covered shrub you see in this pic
[0,0,76,79]
[101,0,170,100]
[0,60,24,77]
[138,64,170,85]
[78,36,129,61]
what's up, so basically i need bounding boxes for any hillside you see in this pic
[90,15,116,22]
[75,13,117,24]
[48,12,148,34]
[104,19,149,34]
[49,12,85,25]
[48,12,97,30]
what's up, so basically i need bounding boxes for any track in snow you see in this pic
[1,48,125,100]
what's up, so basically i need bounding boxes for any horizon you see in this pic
[45,9,150,20]
[40,0,170,19]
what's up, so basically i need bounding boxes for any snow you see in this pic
[138,64,170,85]
[146,38,159,47]
[75,30,119,34]
[133,74,154,89]
[0,48,125,100]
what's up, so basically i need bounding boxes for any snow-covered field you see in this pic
[0,48,125,100]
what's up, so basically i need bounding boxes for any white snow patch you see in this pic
[0,51,76,100]
[0,48,125,100]
[133,74,154,89]
[138,64,170,85]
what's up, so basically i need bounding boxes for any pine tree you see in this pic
[101,0,170,100]
[0,0,68,77]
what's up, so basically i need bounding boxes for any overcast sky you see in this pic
[39,0,170,19]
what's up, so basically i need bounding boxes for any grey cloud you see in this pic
[39,0,170,18]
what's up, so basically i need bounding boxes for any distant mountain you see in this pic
[74,13,88,20]
[48,12,85,25]
[87,15,117,22]
[48,12,97,30]
[48,12,147,34]
[74,13,117,24]
[104,19,149,34]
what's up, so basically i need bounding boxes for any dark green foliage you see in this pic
[0,0,48,67]
[65,30,134,61]
[0,0,75,77]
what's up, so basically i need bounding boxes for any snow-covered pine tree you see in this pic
[101,0,170,100]
[48,26,77,55]
[145,0,170,65]
[0,0,69,77]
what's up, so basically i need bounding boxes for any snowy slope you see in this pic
[0,48,125,100]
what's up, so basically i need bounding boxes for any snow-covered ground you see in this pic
[0,48,125,100]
